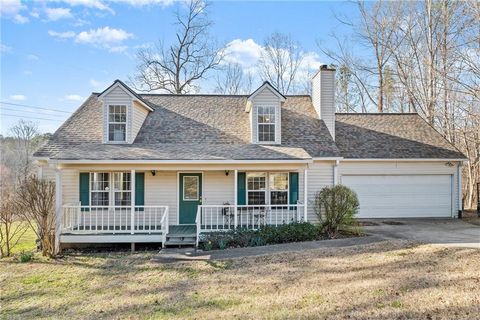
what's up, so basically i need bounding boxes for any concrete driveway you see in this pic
[362,218,480,248]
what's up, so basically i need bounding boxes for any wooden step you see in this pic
[164,240,196,246]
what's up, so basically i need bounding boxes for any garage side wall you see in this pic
[338,161,459,218]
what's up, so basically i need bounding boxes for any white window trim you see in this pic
[89,172,132,207]
[257,106,277,143]
[107,104,128,143]
[182,175,199,201]
[246,172,289,205]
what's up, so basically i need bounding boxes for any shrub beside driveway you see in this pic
[1,239,479,319]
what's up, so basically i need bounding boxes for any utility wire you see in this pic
[1,113,65,122]
[0,106,68,118]
[0,101,73,114]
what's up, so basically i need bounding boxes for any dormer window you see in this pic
[108,105,127,142]
[258,106,276,142]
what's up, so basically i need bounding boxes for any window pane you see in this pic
[113,172,131,191]
[90,172,109,191]
[247,173,266,191]
[109,124,126,141]
[271,191,288,205]
[183,176,199,200]
[258,124,275,142]
[91,192,109,206]
[114,191,131,206]
[270,173,288,190]
[248,191,266,205]
[258,106,275,124]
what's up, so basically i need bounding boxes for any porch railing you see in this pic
[195,204,305,244]
[62,204,169,242]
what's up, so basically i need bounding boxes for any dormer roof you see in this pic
[98,79,154,112]
[245,81,286,112]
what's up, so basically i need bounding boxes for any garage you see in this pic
[342,175,453,218]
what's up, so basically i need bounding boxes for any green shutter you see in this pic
[135,172,145,211]
[79,172,90,211]
[289,172,299,205]
[237,172,246,205]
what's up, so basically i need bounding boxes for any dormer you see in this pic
[98,80,153,144]
[246,82,286,145]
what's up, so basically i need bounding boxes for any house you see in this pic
[34,65,467,251]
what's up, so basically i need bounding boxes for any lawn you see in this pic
[1,240,479,320]
[1,222,37,256]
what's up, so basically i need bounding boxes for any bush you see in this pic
[313,185,360,238]
[199,222,321,250]
[19,251,33,263]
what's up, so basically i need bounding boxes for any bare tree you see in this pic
[214,63,252,94]
[14,177,56,257]
[0,187,29,258]
[9,120,39,183]
[132,0,223,94]
[258,32,304,95]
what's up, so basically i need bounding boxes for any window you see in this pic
[183,176,199,201]
[89,172,131,206]
[108,105,127,142]
[257,106,276,142]
[247,173,267,205]
[269,173,288,205]
[90,172,110,206]
[113,172,131,206]
[246,172,289,205]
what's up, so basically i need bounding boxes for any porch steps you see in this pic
[164,225,197,247]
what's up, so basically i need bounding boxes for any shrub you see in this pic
[19,251,33,263]
[313,185,360,238]
[199,222,321,250]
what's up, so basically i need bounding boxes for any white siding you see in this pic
[339,161,460,218]
[203,171,235,205]
[62,169,79,205]
[306,161,335,222]
[145,171,177,225]
[40,165,56,182]
[132,101,149,141]
[312,68,335,139]
[250,86,282,144]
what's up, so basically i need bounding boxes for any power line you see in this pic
[1,113,65,122]
[0,101,73,114]
[0,106,68,118]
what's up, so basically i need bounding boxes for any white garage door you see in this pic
[342,175,452,218]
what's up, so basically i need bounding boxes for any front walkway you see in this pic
[154,234,385,262]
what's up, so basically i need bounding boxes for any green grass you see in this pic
[1,222,37,256]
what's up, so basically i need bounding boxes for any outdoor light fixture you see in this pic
[445,162,454,167]
[225,170,230,176]
[151,170,156,176]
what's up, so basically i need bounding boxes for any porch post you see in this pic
[54,167,62,254]
[131,170,135,234]
[234,169,238,229]
[303,168,308,222]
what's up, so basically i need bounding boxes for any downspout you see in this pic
[333,160,340,186]
[457,163,462,219]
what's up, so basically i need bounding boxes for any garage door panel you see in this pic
[342,175,452,218]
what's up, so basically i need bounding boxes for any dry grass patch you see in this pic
[1,240,479,319]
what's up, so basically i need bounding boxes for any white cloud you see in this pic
[1,0,29,23]
[27,54,39,61]
[1,43,12,53]
[48,30,76,39]
[114,0,175,7]
[53,0,113,13]
[9,94,26,101]
[45,7,73,21]
[65,94,84,101]
[224,39,264,69]
[76,27,133,45]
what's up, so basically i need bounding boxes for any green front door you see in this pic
[179,173,202,224]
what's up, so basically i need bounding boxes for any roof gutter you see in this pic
[342,158,468,162]
[48,159,314,165]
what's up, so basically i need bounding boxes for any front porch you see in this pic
[55,165,310,248]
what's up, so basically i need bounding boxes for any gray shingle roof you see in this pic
[335,113,466,159]
[34,94,340,161]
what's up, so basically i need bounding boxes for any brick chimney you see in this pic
[311,65,336,140]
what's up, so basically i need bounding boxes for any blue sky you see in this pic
[1,0,357,134]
